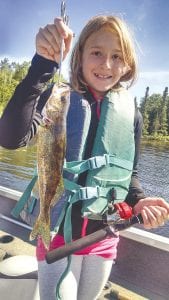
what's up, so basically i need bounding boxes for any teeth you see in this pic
[95,73,110,79]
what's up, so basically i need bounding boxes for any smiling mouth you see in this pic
[94,73,112,79]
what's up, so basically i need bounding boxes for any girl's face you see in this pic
[82,27,128,98]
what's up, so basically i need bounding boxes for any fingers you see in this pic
[133,197,169,216]
[36,18,74,62]
[54,17,68,39]
[36,27,60,61]
[143,197,169,211]
[43,24,62,52]
[54,18,74,56]
[141,206,168,229]
[153,197,169,212]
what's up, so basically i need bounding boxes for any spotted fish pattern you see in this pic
[30,83,70,248]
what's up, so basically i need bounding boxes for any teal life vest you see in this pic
[11,87,135,228]
[54,87,135,300]
[63,87,135,223]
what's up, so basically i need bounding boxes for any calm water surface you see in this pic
[0,141,169,237]
[0,145,36,192]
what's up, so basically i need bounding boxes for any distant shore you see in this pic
[142,135,169,144]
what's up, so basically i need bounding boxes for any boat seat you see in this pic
[0,255,39,300]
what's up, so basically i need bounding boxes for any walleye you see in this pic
[30,83,70,248]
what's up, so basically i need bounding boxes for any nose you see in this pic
[101,55,112,69]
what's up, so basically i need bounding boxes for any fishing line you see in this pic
[58,0,69,85]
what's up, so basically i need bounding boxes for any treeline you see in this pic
[139,87,169,138]
[0,58,63,113]
[0,58,31,111]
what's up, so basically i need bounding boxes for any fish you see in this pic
[30,83,70,248]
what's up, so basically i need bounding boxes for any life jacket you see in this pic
[11,87,135,235]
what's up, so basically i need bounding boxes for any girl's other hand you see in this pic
[36,17,74,63]
[133,197,169,229]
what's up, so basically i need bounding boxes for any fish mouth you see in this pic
[57,83,70,93]
[52,85,70,102]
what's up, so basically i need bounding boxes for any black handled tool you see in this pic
[45,213,143,264]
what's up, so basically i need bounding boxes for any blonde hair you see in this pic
[70,15,138,93]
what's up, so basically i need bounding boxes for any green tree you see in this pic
[158,87,168,135]
[13,61,30,82]
[139,88,169,136]
[0,57,68,115]
[0,59,30,114]
[140,87,150,135]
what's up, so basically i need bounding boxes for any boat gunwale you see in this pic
[1,185,169,252]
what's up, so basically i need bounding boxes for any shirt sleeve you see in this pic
[125,107,146,207]
[0,54,58,149]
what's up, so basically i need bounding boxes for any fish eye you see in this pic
[61,96,66,102]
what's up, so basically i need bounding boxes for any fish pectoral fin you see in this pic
[30,215,50,248]
[51,177,64,206]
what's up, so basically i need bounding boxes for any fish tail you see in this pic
[30,216,51,248]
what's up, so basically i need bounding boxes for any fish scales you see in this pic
[30,83,70,248]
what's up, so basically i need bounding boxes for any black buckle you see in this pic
[110,188,117,201]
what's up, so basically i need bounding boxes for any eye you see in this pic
[112,54,122,61]
[91,51,102,57]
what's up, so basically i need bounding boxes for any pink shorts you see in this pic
[36,234,119,261]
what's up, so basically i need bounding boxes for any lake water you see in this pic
[0,141,169,237]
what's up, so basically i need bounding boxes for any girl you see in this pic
[0,15,169,300]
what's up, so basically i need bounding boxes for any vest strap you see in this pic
[64,154,133,175]
[11,152,133,220]
[64,179,127,202]
[55,255,72,300]
[11,173,38,218]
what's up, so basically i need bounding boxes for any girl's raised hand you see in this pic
[36,17,74,63]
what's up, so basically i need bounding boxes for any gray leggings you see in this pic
[38,255,114,300]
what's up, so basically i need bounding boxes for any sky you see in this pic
[0,0,169,103]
